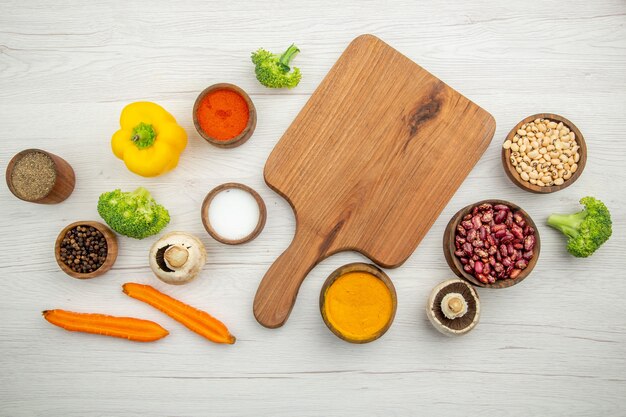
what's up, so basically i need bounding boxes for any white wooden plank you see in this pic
[1,0,625,415]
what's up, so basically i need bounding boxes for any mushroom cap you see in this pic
[149,232,207,285]
[426,279,480,336]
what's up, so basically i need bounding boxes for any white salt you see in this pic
[208,187,260,241]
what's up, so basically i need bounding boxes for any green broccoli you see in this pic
[547,197,612,257]
[251,44,301,89]
[97,187,170,239]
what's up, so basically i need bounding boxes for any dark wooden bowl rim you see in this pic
[201,183,267,245]
[192,83,257,148]
[443,199,541,289]
[319,262,398,344]
[502,113,587,194]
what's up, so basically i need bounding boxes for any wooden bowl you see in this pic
[6,149,75,204]
[319,263,397,344]
[443,199,540,289]
[55,221,118,279]
[201,183,267,245]
[192,83,257,148]
[502,113,587,193]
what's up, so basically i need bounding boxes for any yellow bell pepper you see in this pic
[111,102,187,177]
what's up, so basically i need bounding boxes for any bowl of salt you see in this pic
[201,183,267,245]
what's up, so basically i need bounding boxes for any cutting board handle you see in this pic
[253,227,325,328]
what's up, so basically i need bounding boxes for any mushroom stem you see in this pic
[164,245,189,269]
[441,293,468,320]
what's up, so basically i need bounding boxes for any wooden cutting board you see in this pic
[254,35,496,329]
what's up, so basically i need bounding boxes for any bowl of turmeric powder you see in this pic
[193,83,257,148]
[320,263,397,344]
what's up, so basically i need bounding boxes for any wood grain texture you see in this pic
[1,0,626,416]
[254,35,495,328]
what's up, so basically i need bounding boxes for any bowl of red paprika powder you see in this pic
[193,83,257,148]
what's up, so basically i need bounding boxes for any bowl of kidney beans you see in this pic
[443,200,540,289]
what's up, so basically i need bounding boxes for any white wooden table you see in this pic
[1,1,625,415]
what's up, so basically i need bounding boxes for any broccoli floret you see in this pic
[547,197,612,257]
[97,187,170,239]
[251,44,301,89]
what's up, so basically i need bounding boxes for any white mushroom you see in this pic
[426,279,480,337]
[149,232,206,285]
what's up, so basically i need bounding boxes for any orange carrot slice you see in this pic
[122,283,236,344]
[43,309,169,342]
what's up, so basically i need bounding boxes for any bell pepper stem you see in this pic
[131,123,157,149]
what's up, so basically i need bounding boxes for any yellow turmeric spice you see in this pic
[323,271,393,341]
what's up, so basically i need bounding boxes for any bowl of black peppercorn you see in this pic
[54,221,118,279]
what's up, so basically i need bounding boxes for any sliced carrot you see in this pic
[123,283,236,344]
[43,309,169,342]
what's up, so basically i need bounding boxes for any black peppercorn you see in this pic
[59,225,107,273]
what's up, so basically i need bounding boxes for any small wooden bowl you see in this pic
[502,113,587,193]
[54,221,118,279]
[201,183,267,245]
[320,263,397,344]
[6,149,75,204]
[443,199,541,289]
[192,83,257,148]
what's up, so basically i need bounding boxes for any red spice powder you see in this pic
[196,89,249,141]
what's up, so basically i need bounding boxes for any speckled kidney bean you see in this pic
[511,225,524,240]
[505,211,513,226]
[501,232,514,243]
[472,239,484,248]
[453,202,536,283]
[507,243,514,256]
[515,259,528,270]
[494,210,507,224]
[477,226,486,241]
[472,215,482,229]
[463,242,473,255]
